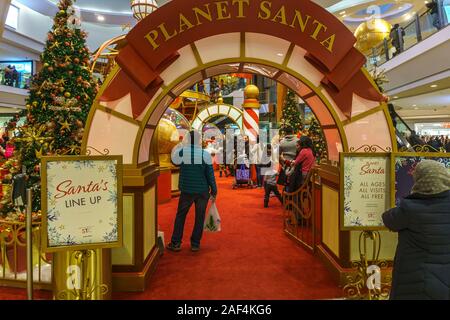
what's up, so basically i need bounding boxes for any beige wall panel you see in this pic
[195,33,240,63]
[112,194,134,265]
[87,109,139,164]
[344,111,393,151]
[160,45,198,85]
[350,230,398,261]
[322,185,340,257]
[143,186,156,260]
[245,33,290,64]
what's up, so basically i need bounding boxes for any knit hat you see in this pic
[411,160,450,195]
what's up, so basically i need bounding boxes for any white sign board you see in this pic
[41,156,123,252]
[340,154,390,230]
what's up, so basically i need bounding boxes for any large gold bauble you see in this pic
[244,84,260,99]
[157,118,179,154]
[354,19,392,55]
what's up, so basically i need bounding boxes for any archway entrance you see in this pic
[192,103,244,132]
[81,0,396,292]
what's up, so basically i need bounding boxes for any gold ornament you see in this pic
[354,19,392,55]
[32,101,38,107]
[46,121,56,130]
[243,84,260,109]
[15,125,54,149]
[64,92,71,98]
[35,148,43,158]
[59,120,71,131]
[50,41,60,49]
[157,118,179,155]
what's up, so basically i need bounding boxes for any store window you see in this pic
[5,5,19,30]
[415,122,450,136]
[0,61,33,89]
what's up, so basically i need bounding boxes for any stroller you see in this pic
[232,153,254,189]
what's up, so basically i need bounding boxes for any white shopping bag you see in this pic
[204,201,221,232]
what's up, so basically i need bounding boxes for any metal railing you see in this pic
[366,2,448,69]
[0,219,52,288]
[282,168,317,252]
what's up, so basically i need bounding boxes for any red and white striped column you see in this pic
[242,84,260,143]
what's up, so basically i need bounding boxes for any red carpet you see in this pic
[0,175,342,300]
[114,175,342,300]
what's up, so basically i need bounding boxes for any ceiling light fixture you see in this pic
[340,11,346,15]
[97,15,105,22]
[430,84,438,88]
[277,53,284,57]
[393,96,398,99]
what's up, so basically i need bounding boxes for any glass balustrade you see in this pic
[365,2,449,70]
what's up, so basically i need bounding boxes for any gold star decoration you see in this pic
[42,101,48,110]
[64,56,72,63]
[50,41,60,49]
[59,120,71,131]
[15,125,53,149]
[68,144,80,154]
[35,148,43,159]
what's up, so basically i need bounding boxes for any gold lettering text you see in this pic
[144,30,160,50]
[310,20,327,40]
[320,34,335,52]
[193,5,213,25]
[179,13,194,33]
[215,1,231,20]
[159,23,178,41]
[258,1,272,20]
[290,10,310,32]
[271,5,288,25]
[232,0,250,18]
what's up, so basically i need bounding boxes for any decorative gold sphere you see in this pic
[157,118,179,154]
[131,0,158,21]
[354,19,392,55]
[244,84,260,99]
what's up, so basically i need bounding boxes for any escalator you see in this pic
[387,103,426,151]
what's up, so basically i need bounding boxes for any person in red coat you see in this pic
[281,136,316,189]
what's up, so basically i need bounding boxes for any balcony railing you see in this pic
[365,2,449,69]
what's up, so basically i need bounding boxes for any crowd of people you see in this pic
[419,135,450,152]
[166,127,317,252]
[1,65,20,88]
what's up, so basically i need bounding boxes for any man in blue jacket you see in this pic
[167,130,217,252]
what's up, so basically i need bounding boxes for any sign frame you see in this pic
[41,155,123,253]
[390,152,450,208]
[340,152,391,231]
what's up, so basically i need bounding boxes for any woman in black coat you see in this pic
[382,160,450,299]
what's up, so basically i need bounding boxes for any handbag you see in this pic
[204,201,221,232]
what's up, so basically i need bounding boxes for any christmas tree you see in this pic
[307,117,327,163]
[280,89,303,134]
[1,0,97,216]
